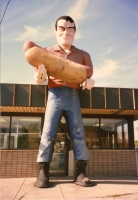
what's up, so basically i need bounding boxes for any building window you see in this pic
[82,118,129,149]
[83,118,100,149]
[0,116,10,149]
[100,119,129,149]
[123,123,129,149]
[10,116,41,149]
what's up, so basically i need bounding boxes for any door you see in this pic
[50,116,70,175]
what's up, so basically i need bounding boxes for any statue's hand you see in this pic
[34,64,47,84]
[81,79,95,90]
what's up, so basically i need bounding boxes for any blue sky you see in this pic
[1,0,138,88]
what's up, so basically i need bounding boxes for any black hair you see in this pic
[55,15,76,32]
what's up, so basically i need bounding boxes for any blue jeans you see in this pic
[37,87,89,163]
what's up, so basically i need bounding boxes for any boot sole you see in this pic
[35,182,49,188]
[74,181,95,187]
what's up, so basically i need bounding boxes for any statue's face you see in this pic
[55,19,75,48]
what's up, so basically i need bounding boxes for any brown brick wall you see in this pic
[0,150,138,178]
[68,150,138,176]
[0,150,38,178]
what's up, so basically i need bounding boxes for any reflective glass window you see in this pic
[0,116,10,149]
[134,120,138,149]
[101,119,129,149]
[11,117,41,149]
[124,123,129,148]
[83,118,100,149]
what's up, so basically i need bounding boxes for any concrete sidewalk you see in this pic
[0,176,138,200]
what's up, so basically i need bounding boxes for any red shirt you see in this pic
[46,44,93,89]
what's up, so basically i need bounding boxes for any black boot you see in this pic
[74,160,93,187]
[36,162,50,188]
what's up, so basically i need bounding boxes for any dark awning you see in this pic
[0,84,138,119]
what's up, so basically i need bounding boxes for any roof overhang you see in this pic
[0,84,138,118]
